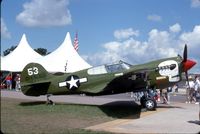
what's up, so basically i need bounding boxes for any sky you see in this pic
[1,0,200,73]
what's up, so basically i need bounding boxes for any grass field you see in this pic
[1,97,141,134]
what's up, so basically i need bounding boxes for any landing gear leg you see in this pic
[140,91,157,111]
[46,94,54,105]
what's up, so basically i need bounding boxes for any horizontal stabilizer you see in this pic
[22,81,51,96]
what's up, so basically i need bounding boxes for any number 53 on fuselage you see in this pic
[21,45,196,110]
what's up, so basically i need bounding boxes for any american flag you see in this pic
[73,32,79,51]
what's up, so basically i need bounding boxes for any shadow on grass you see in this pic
[98,101,142,119]
[19,101,46,106]
[18,100,184,119]
[19,100,142,119]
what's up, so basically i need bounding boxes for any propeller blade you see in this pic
[183,44,187,62]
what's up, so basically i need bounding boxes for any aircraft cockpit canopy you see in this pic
[87,60,132,75]
[106,61,131,73]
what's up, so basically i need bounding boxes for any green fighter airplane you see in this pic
[21,45,196,110]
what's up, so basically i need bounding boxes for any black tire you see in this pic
[140,96,157,110]
[145,98,157,111]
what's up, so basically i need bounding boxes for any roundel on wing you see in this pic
[65,75,80,90]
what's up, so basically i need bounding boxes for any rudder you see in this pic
[21,62,49,83]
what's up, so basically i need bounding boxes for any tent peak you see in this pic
[19,34,29,46]
[21,33,27,40]
[63,32,71,43]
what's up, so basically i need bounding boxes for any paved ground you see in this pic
[86,102,200,133]
[1,89,200,133]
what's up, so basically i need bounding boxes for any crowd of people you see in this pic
[158,75,200,105]
[4,73,21,91]
[128,75,200,107]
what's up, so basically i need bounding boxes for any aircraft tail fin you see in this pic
[21,62,50,84]
[21,63,51,96]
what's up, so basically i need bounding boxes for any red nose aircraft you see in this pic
[21,45,196,110]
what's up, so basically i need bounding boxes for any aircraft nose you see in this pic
[183,59,196,72]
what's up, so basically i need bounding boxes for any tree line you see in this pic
[3,45,50,56]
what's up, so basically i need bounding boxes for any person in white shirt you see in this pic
[194,76,200,104]
[194,75,200,122]
[194,76,200,91]
[185,76,195,103]
[15,74,21,91]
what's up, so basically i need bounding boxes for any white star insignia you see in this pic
[66,76,79,89]
[58,76,87,89]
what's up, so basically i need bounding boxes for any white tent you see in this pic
[35,32,92,73]
[1,34,43,72]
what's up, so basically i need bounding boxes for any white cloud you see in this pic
[114,28,139,40]
[179,25,200,73]
[180,25,200,60]
[147,14,162,22]
[180,25,200,46]
[1,18,11,39]
[86,29,178,65]
[16,0,72,27]
[84,25,200,73]
[191,0,200,8]
[169,23,181,33]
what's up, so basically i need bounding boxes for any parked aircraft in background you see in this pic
[21,45,196,110]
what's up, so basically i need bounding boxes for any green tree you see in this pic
[3,45,17,56]
[34,48,50,56]
[3,46,50,56]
